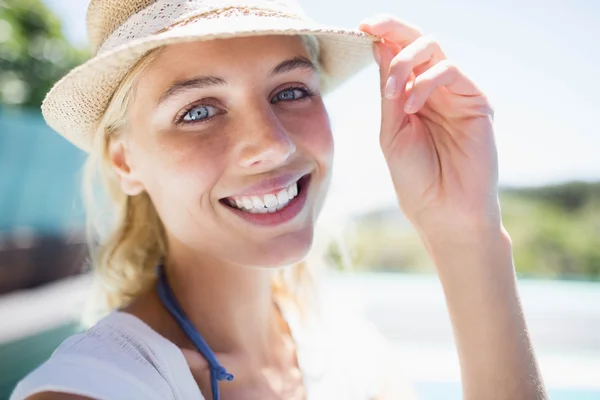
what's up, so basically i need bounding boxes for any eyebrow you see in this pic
[158,76,226,104]
[157,57,317,105]
[269,56,316,76]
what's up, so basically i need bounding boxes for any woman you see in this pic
[13,0,547,399]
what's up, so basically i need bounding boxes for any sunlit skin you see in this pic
[113,35,332,269]
[111,35,328,399]
[360,16,546,400]
[30,15,546,400]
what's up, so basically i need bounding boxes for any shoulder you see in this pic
[10,312,180,400]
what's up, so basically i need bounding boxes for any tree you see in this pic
[0,0,88,109]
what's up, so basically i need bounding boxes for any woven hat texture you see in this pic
[42,0,376,151]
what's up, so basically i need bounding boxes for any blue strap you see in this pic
[155,264,234,400]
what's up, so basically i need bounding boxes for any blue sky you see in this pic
[43,0,600,216]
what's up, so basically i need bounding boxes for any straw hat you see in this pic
[41,0,376,152]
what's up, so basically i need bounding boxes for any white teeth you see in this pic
[277,189,289,205]
[226,178,303,213]
[264,194,278,208]
[252,196,264,208]
[288,182,298,199]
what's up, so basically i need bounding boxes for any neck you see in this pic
[162,239,280,364]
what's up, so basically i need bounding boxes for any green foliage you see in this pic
[338,181,600,281]
[0,0,88,108]
[504,181,600,212]
[339,220,433,273]
[501,182,600,280]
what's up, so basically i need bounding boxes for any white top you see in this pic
[11,302,387,400]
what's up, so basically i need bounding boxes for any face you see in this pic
[111,35,333,267]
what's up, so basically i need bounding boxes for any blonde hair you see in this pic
[81,35,322,326]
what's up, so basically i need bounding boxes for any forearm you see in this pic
[421,226,547,400]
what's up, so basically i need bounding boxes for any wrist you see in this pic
[417,214,507,246]
[419,223,513,264]
[410,198,504,242]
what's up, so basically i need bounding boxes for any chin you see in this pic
[247,223,315,268]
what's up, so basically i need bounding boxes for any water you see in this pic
[324,272,600,399]
[415,381,600,399]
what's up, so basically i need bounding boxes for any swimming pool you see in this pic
[414,381,600,400]
[325,272,600,399]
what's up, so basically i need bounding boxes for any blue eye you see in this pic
[182,105,218,123]
[271,87,311,104]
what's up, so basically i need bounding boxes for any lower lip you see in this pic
[222,175,310,227]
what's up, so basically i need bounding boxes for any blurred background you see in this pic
[0,0,599,399]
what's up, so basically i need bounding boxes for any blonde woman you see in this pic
[13,0,547,399]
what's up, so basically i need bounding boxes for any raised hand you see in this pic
[359,15,499,237]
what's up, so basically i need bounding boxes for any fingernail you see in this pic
[372,44,381,64]
[384,75,396,99]
[404,94,415,112]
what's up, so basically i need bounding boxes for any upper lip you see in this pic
[224,172,307,198]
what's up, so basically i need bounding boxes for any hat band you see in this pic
[157,6,303,34]
[98,0,308,55]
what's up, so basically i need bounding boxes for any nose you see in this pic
[236,107,296,171]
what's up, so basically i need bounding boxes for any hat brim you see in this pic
[41,16,377,152]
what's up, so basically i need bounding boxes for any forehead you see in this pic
[140,35,311,86]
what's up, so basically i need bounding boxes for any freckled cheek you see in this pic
[295,111,334,166]
[139,136,227,204]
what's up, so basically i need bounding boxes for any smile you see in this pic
[226,180,299,213]
[220,174,310,226]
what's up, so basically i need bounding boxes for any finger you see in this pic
[384,35,446,100]
[359,14,422,46]
[374,41,411,140]
[403,60,487,114]
[374,41,398,93]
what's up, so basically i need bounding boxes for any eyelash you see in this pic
[270,86,316,104]
[175,85,316,126]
